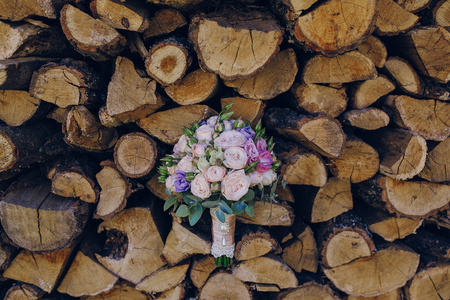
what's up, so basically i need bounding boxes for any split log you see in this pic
[0,90,51,127]
[189,255,217,289]
[385,56,423,96]
[291,177,353,223]
[375,0,419,35]
[145,40,192,86]
[30,59,101,108]
[350,75,396,109]
[317,211,376,268]
[405,263,450,300]
[143,8,187,39]
[62,106,119,151]
[278,282,340,300]
[137,104,216,145]
[199,272,252,300]
[113,132,158,178]
[346,289,403,300]
[189,5,284,80]
[302,51,377,84]
[328,136,380,183]
[155,283,186,300]
[164,68,219,105]
[342,108,390,130]
[0,0,59,21]
[402,228,450,259]
[234,226,281,261]
[0,175,91,252]
[3,247,76,293]
[4,283,45,300]
[146,0,205,12]
[106,56,165,124]
[419,137,450,182]
[354,175,450,219]
[50,155,99,203]
[95,198,168,284]
[383,95,450,141]
[161,220,211,266]
[291,83,348,118]
[84,282,148,300]
[323,244,419,297]
[434,0,450,27]
[236,201,295,227]
[0,243,17,272]
[275,184,295,203]
[57,232,118,297]
[396,0,432,12]
[60,4,127,61]
[95,160,132,219]
[98,105,123,128]
[90,0,150,32]
[264,107,346,158]
[136,262,190,294]
[223,48,298,100]
[292,0,377,56]
[0,57,57,90]
[0,21,68,59]
[220,97,265,126]
[146,173,170,201]
[364,128,427,180]
[356,35,388,68]
[47,107,70,124]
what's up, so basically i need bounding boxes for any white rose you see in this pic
[173,134,191,154]
[177,156,194,173]
[167,165,177,175]
[191,174,211,199]
[261,169,277,186]
[192,142,207,157]
[195,124,214,142]
[224,120,233,131]
[165,174,177,193]
[214,130,247,150]
[206,116,218,127]
[223,147,248,169]
[221,169,251,201]
[248,171,264,186]
[197,156,210,173]
[205,166,226,182]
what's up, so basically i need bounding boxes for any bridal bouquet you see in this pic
[158,104,282,266]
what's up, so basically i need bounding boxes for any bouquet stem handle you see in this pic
[210,208,236,267]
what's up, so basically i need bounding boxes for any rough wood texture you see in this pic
[405,263,450,300]
[237,201,295,227]
[220,97,265,126]
[143,8,187,39]
[0,0,59,21]
[234,226,281,261]
[278,282,340,300]
[357,35,388,68]
[0,90,50,127]
[146,0,205,12]
[189,5,284,80]
[434,0,450,27]
[4,283,45,300]
[199,272,252,300]
[155,283,186,300]
[342,108,390,130]
[419,137,450,182]
[346,289,403,300]
[189,255,217,289]
[351,75,395,109]
[402,228,450,259]
[136,262,190,294]
[223,48,298,100]
[385,56,423,96]
[84,282,148,300]
[375,0,419,35]
[292,0,376,56]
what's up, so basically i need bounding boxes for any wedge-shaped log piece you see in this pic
[278,282,340,300]
[342,108,390,130]
[165,68,219,105]
[383,95,450,141]
[324,244,419,297]
[60,4,127,61]
[354,176,450,219]
[405,263,450,300]
[90,0,150,32]
[190,255,217,289]
[96,200,167,284]
[291,83,347,118]
[351,75,395,109]
[84,282,148,300]
[0,0,58,21]
[0,90,50,127]
[434,0,450,27]
[3,247,76,293]
[419,137,450,182]
[143,8,187,39]
[107,56,164,124]
[302,51,377,84]
[375,0,419,35]
[57,232,118,297]
[232,254,298,289]
[4,283,45,300]
[221,97,265,126]
[136,262,190,294]
[293,0,376,56]
[396,0,432,12]
[0,176,91,252]
[189,6,284,80]
[357,35,388,68]
[155,283,186,300]
[235,226,281,261]
[237,201,295,227]
[385,56,423,96]
[224,49,298,100]
[317,211,376,268]
[272,0,319,21]
[137,105,216,144]
[162,220,211,266]
[265,107,346,158]
[146,173,169,201]
[199,272,252,300]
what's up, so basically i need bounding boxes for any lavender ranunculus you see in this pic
[255,137,267,151]
[175,170,190,192]
[244,138,259,164]
[237,126,255,139]
[257,150,273,173]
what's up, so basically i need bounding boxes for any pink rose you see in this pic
[244,138,259,164]
[173,134,191,154]
[223,147,248,169]
[257,150,273,173]
[177,156,194,173]
[192,142,207,157]
[256,138,267,151]
[195,124,214,142]
[165,174,177,192]
[191,174,211,199]
[248,171,264,186]
[214,130,247,150]
[221,170,251,201]
[205,166,226,182]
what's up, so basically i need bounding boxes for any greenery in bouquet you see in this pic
[157,104,283,227]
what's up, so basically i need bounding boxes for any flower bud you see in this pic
[233,117,245,129]
[214,122,225,133]
[272,160,282,169]
[210,182,220,193]
[212,132,220,139]
[183,127,195,138]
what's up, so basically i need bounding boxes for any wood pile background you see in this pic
[0,0,449,299]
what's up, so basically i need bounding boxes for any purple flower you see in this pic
[237,126,255,139]
[175,170,190,192]
[257,150,273,173]
[244,138,259,163]
[255,137,267,151]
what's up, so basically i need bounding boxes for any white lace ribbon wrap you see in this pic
[210,208,236,258]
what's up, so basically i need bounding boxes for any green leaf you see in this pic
[219,200,233,215]
[232,201,246,215]
[163,196,177,211]
[219,111,234,121]
[182,194,191,205]
[185,194,203,202]
[241,190,255,203]
[245,204,255,218]
[165,188,172,195]
[175,204,189,217]
[270,176,279,196]
[202,200,220,208]
[223,103,233,111]
[189,204,203,226]
[216,209,226,223]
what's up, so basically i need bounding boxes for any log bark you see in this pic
[199,272,252,300]
[402,228,450,259]
[136,262,190,294]
[0,0,60,21]
[220,97,265,127]
[189,255,217,289]
[4,283,45,300]
[419,137,450,182]
[350,75,395,109]
[236,201,295,227]
[146,0,205,12]
[143,8,187,39]
[189,5,284,80]
[234,226,281,261]
[356,35,388,68]
[342,108,390,130]
[405,263,450,300]
[375,0,419,35]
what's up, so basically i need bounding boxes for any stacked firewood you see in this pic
[0,0,449,299]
